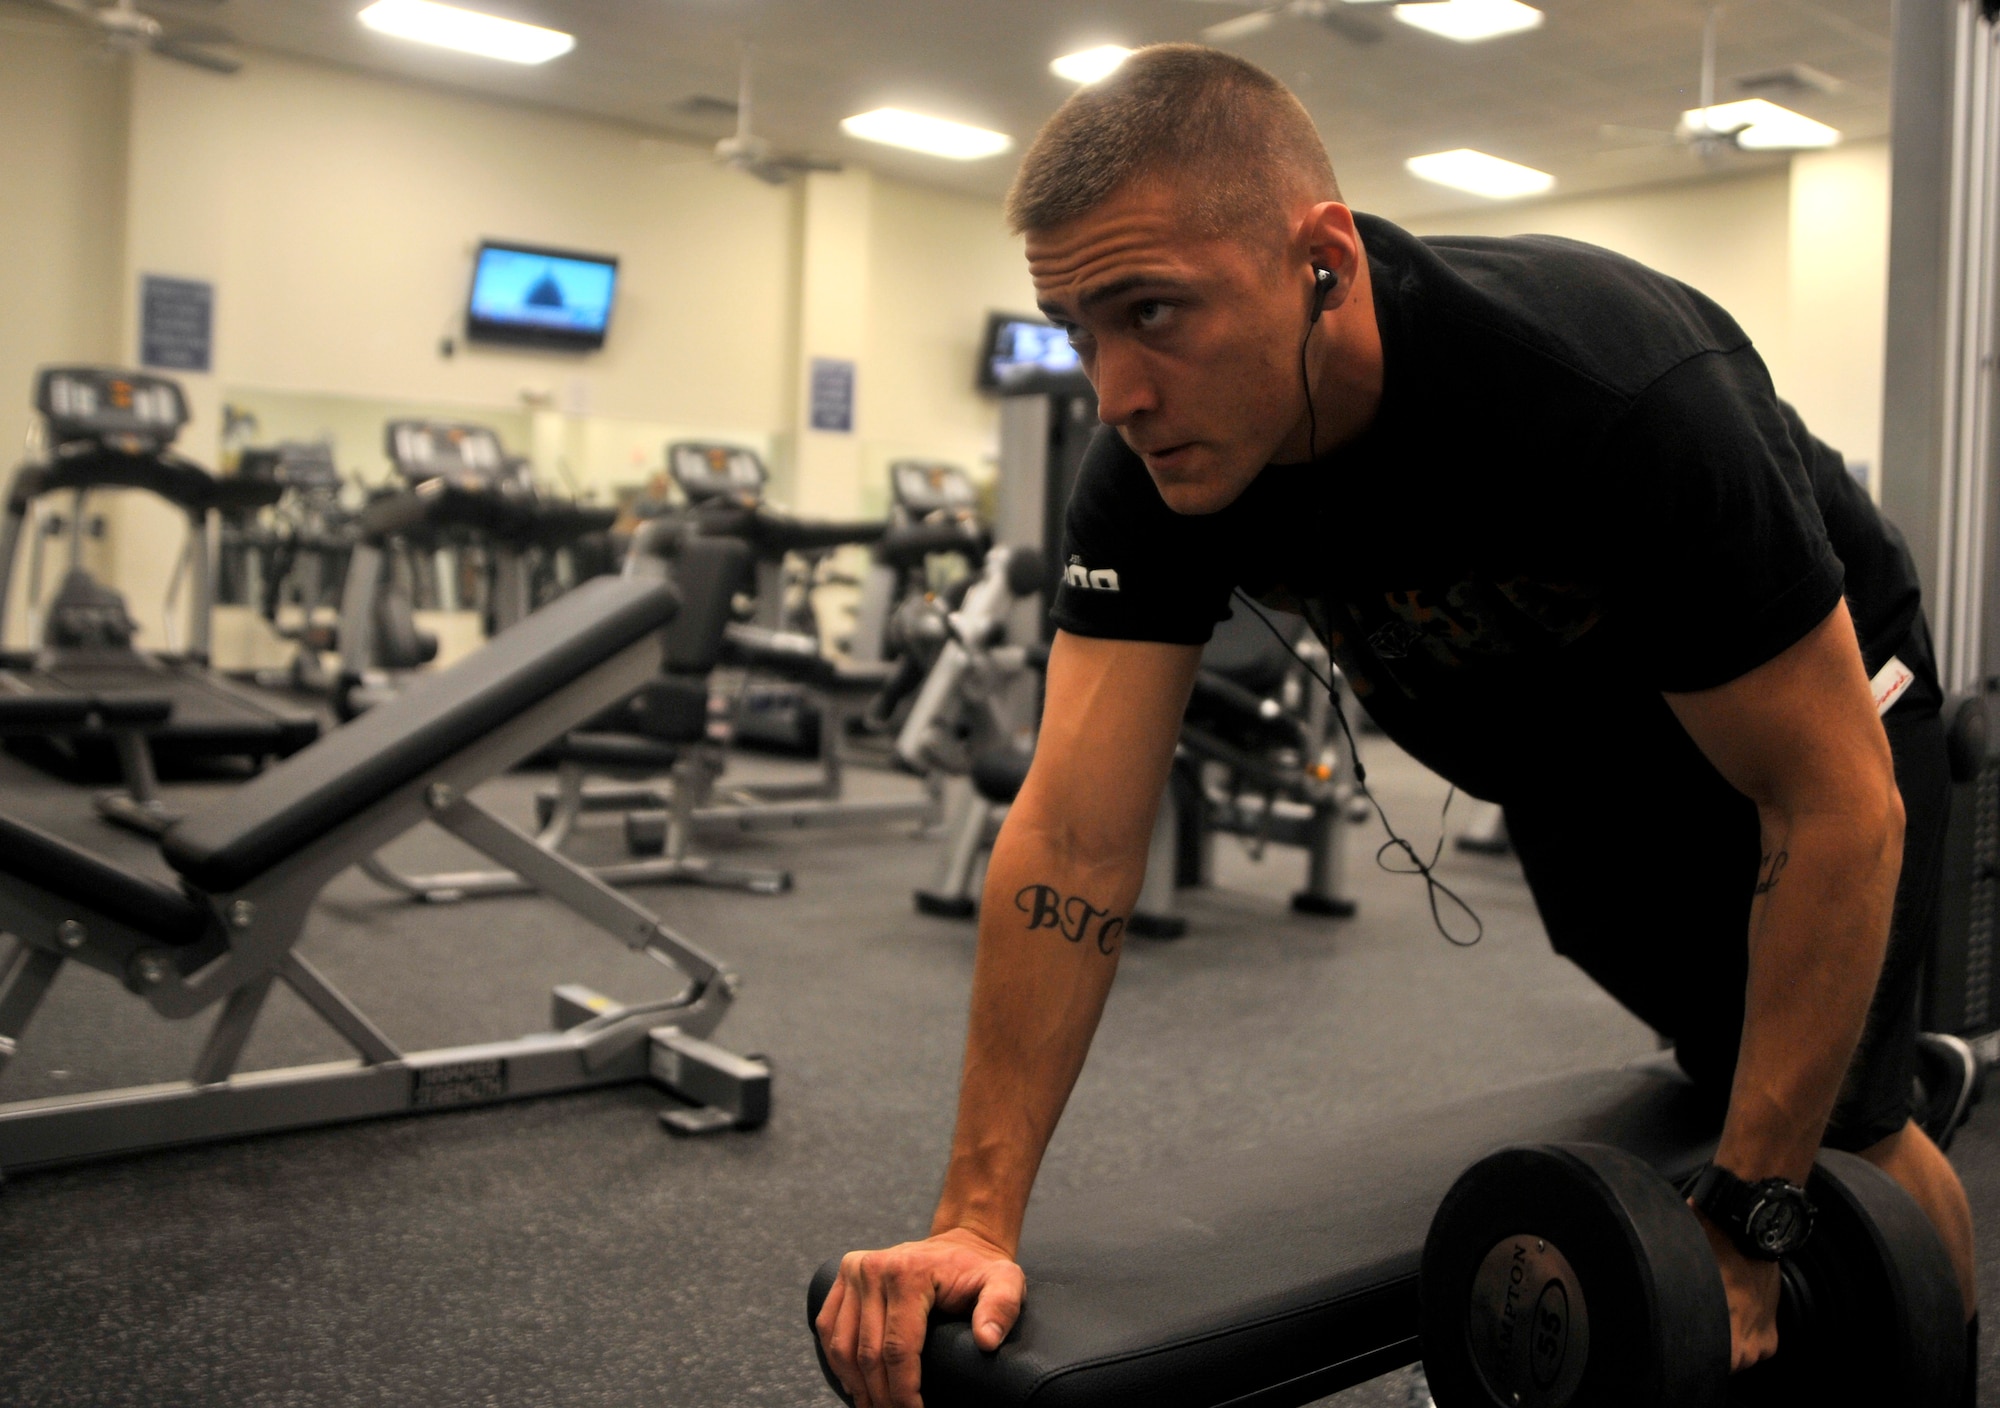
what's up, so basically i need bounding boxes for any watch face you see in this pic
[1747,1192,1809,1253]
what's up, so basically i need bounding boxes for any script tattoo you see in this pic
[1015,884,1127,955]
[1755,849,1790,896]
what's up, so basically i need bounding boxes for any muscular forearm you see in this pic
[930,809,1152,1254]
[1717,798,1904,1182]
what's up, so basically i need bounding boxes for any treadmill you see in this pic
[333,421,615,714]
[383,420,614,634]
[0,367,321,833]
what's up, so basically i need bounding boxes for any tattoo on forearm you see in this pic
[1015,884,1126,955]
[1755,850,1789,896]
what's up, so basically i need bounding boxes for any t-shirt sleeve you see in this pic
[1603,347,1845,692]
[1046,427,1237,646]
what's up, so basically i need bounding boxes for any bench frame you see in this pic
[0,629,768,1176]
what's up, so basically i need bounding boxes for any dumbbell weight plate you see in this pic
[1728,1148,1963,1406]
[1421,1143,1732,1408]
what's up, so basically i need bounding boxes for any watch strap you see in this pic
[1683,1161,1811,1261]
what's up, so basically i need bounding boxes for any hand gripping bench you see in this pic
[807,1064,1721,1408]
[0,576,770,1176]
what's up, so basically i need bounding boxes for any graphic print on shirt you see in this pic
[1310,576,1605,699]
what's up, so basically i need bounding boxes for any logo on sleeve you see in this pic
[1064,556,1121,592]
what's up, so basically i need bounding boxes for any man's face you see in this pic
[1029,177,1306,515]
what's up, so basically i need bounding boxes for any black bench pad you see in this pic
[162,577,676,894]
[0,813,209,945]
[806,1064,1719,1408]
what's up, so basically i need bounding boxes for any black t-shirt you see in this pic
[1050,213,1935,805]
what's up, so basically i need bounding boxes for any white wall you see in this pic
[127,49,799,459]
[1786,142,1892,487]
[0,21,129,645]
[861,179,1034,516]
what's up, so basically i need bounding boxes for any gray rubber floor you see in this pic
[0,734,1990,1406]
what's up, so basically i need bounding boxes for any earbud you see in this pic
[1309,266,1337,319]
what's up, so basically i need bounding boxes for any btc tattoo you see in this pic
[1015,884,1126,955]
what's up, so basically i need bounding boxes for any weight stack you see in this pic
[1925,692,2000,1040]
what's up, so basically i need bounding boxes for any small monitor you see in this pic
[466,241,619,351]
[977,313,1082,393]
[385,420,508,486]
[36,367,188,450]
[668,442,768,505]
[891,461,978,516]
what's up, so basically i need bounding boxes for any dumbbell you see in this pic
[1418,1142,1965,1407]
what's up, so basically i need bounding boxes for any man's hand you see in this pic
[1692,1210,1781,1370]
[815,1228,1025,1408]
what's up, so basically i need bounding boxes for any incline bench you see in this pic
[0,575,769,1176]
[808,1063,1722,1407]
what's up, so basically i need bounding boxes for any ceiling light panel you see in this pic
[357,1,574,64]
[1405,148,1554,199]
[840,109,1013,161]
[1679,98,1840,150]
[1393,0,1543,43]
[1051,45,1134,84]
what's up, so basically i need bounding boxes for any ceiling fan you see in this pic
[30,0,240,74]
[1180,0,1447,48]
[703,48,842,186]
[1599,7,1840,161]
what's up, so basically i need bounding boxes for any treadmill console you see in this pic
[669,442,767,506]
[890,461,978,518]
[385,421,508,488]
[36,367,188,452]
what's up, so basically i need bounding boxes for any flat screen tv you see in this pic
[466,240,619,351]
[977,312,1083,393]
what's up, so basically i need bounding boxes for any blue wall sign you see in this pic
[140,275,214,373]
[809,357,855,433]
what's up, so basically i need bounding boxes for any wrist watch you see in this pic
[1683,1162,1816,1260]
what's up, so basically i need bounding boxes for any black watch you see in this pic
[1683,1162,1816,1261]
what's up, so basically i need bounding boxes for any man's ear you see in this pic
[1299,201,1361,292]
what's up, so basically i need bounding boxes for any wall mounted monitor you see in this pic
[465,241,619,351]
[977,312,1083,394]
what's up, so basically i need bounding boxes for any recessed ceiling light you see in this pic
[840,109,1013,161]
[1051,45,1135,84]
[357,0,574,64]
[1678,98,1840,150]
[1405,148,1554,199]
[1393,0,1543,43]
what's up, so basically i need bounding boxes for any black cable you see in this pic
[1301,305,1320,463]
[1230,592,1483,949]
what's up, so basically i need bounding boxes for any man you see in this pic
[816,45,1977,1408]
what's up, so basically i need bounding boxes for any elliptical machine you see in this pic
[225,439,356,695]
[849,459,991,668]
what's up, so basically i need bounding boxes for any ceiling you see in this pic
[42,0,1894,218]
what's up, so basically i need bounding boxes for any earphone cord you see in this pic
[1301,304,1320,463]
[1230,588,1483,948]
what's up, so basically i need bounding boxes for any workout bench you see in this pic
[0,575,769,1176]
[808,1064,1724,1407]
[808,1058,1962,1405]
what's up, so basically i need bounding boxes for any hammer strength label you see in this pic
[411,1059,508,1108]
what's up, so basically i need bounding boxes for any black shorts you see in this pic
[1503,702,1947,1153]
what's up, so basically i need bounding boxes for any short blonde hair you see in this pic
[1005,44,1341,241]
